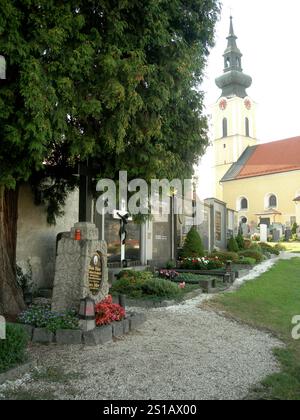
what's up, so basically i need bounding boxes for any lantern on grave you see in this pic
[0,55,6,80]
[79,297,96,332]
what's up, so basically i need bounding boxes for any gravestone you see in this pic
[260,224,268,243]
[52,223,109,313]
[272,229,280,243]
[285,229,292,242]
[0,55,6,80]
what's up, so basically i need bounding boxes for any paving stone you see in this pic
[56,329,82,345]
[83,325,113,346]
[112,321,124,337]
[123,318,130,334]
[32,328,54,344]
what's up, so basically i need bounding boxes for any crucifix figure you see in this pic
[113,208,132,268]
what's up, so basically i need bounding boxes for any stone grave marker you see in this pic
[285,229,292,242]
[52,222,109,313]
[272,229,280,243]
[260,224,268,243]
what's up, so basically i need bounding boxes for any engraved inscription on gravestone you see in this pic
[88,252,103,296]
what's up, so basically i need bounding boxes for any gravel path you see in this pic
[1,254,295,401]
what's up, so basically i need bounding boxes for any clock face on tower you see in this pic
[244,98,252,110]
[219,98,227,111]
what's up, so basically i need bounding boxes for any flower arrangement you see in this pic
[159,269,179,280]
[180,256,224,271]
[95,295,126,326]
[18,305,79,333]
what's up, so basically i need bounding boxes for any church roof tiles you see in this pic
[222,136,300,182]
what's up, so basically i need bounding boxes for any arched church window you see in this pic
[222,118,228,138]
[245,117,250,137]
[236,58,241,67]
[269,195,277,208]
[240,197,248,210]
[226,57,231,68]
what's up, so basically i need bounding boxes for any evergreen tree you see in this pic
[182,227,205,258]
[0,0,220,314]
[236,233,245,250]
[228,236,239,253]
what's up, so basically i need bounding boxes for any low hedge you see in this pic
[235,257,257,266]
[259,242,280,256]
[0,324,29,374]
[238,249,264,263]
[112,271,180,299]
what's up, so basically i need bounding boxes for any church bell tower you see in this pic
[213,17,257,200]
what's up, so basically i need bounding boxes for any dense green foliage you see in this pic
[227,236,239,253]
[211,258,300,400]
[0,0,220,220]
[0,324,29,373]
[112,270,180,300]
[234,257,256,266]
[292,223,298,235]
[238,249,264,263]
[236,233,245,250]
[259,242,280,256]
[182,227,205,258]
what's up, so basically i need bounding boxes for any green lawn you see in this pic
[209,258,300,400]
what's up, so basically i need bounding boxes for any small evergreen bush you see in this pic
[236,233,245,250]
[0,324,29,373]
[228,236,239,253]
[211,251,239,263]
[182,227,204,258]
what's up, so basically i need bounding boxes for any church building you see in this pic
[212,17,300,229]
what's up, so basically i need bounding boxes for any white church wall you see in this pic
[17,185,79,290]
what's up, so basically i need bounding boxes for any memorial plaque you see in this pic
[88,252,103,295]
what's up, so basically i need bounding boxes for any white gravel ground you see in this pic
[1,253,296,401]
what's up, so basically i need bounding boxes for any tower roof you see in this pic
[215,17,252,98]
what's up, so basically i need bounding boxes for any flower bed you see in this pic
[180,256,225,271]
[95,295,126,326]
[18,305,79,333]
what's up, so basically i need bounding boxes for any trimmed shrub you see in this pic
[211,251,239,263]
[182,227,204,258]
[259,242,280,256]
[238,249,264,263]
[111,272,180,299]
[228,236,239,253]
[236,233,245,250]
[292,222,298,235]
[0,324,29,373]
[235,257,256,266]
[274,243,287,252]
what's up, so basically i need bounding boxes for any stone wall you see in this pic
[16,185,79,290]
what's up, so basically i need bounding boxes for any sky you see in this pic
[197,0,300,198]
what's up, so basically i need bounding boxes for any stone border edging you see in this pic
[15,313,146,346]
[0,360,37,385]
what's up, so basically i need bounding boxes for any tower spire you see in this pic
[215,16,252,98]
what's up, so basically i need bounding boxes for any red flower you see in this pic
[95,295,126,326]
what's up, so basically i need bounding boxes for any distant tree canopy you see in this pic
[0,0,220,314]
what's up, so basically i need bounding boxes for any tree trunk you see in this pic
[0,185,25,316]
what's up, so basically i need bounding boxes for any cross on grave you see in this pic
[113,204,132,267]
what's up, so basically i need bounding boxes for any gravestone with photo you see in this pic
[52,223,109,313]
